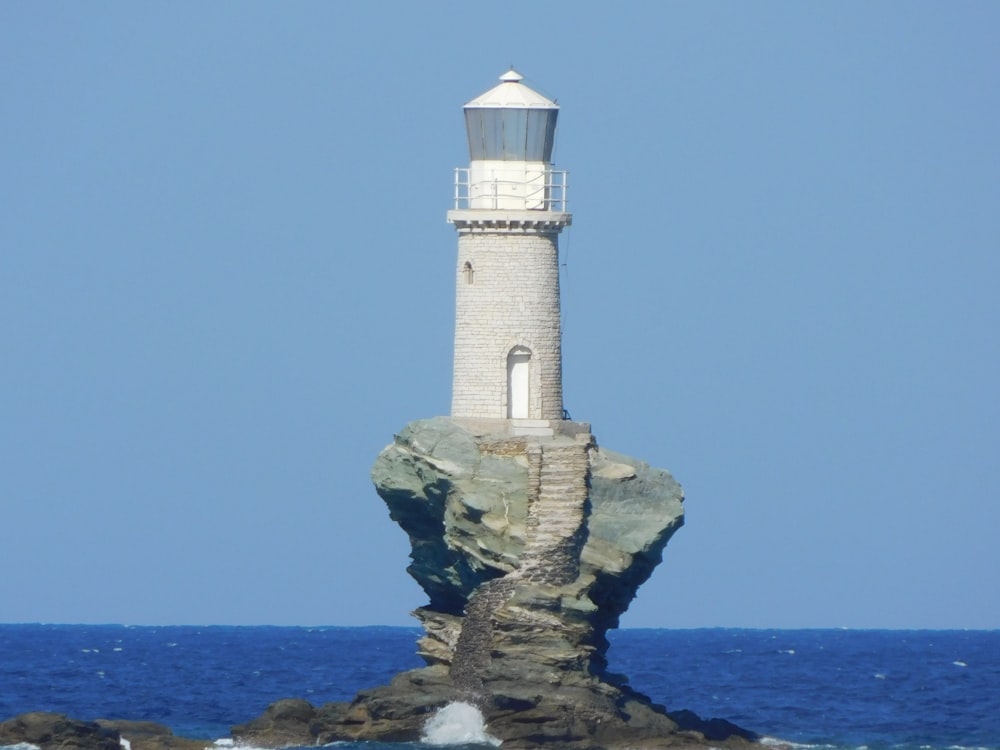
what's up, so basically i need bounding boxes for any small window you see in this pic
[462,261,474,285]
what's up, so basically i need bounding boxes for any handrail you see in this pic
[453,167,568,212]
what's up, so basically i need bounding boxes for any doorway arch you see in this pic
[506,346,531,419]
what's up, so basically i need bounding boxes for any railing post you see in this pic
[452,167,567,211]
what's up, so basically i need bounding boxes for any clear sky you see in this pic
[2,3,997,629]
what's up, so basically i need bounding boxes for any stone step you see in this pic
[512,420,555,437]
[518,439,591,583]
[536,502,584,511]
[526,525,581,537]
[525,522,583,538]
[536,500,585,509]
[526,528,581,542]
[539,468,586,478]
[527,516,582,528]
[540,468,587,477]
[537,479,584,494]
[539,470,586,480]
[531,508,582,518]
[529,518,582,527]
[529,512,582,523]
[539,484,586,495]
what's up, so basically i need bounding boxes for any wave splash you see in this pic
[421,702,501,746]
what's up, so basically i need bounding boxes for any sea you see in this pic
[1,625,997,750]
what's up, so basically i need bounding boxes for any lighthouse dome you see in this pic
[464,70,559,162]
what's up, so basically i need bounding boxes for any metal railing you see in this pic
[453,168,568,212]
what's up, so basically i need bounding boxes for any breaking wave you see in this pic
[421,701,501,746]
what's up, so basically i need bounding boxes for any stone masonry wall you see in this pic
[451,229,563,419]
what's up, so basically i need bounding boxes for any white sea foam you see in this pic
[1,744,43,750]
[953,660,968,667]
[119,737,131,750]
[421,701,501,746]
[759,737,830,749]
[212,738,294,750]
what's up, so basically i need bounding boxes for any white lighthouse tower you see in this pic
[448,70,571,433]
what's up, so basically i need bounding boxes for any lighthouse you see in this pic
[448,70,572,433]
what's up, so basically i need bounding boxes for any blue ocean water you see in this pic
[1,625,997,749]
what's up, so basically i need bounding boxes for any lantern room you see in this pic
[464,69,558,162]
[456,70,566,211]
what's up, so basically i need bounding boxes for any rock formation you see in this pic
[0,713,209,750]
[0,713,121,750]
[376,417,683,695]
[0,418,770,750]
[233,417,764,748]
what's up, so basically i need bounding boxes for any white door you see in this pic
[507,352,530,419]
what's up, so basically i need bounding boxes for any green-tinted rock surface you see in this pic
[233,418,765,749]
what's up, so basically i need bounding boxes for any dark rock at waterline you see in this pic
[667,710,761,743]
[234,678,768,749]
[94,720,212,750]
[229,697,352,747]
[0,712,121,750]
[233,418,774,749]
[0,712,213,750]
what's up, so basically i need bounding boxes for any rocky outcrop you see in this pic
[93,721,211,750]
[0,713,121,750]
[372,418,686,681]
[0,713,209,750]
[228,699,351,747]
[231,417,765,749]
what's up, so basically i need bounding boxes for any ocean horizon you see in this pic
[2,625,998,749]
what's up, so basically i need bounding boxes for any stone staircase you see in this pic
[520,440,591,584]
[450,576,516,702]
[449,434,593,698]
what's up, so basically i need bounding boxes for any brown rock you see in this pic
[0,712,120,750]
[229,698,318,747]
[95,720,210,750]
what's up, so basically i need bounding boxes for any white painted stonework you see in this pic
[467,160,549,210]
[448,71,571,422]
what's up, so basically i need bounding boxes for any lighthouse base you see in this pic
[450,416,592,440]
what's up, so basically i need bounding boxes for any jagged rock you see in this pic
[229,698,315,746]
[290,417,762,748]
[237,417,772,748]
[0,712,121,750]
[95,720,210,750]
[371,418,685,682]
[0,714,214,750]
[667,710,760,743]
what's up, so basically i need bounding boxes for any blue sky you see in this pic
[1,3,997,629]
